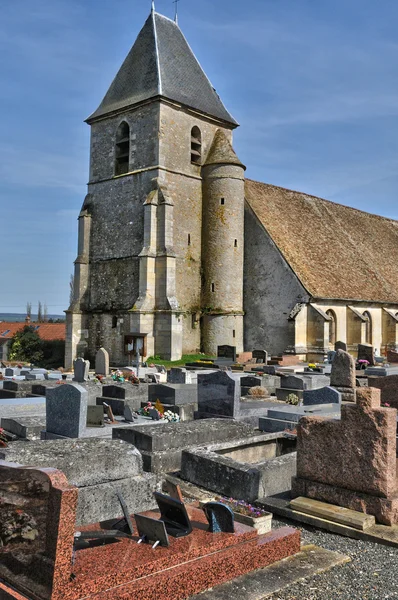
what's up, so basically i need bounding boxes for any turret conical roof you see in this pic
[87,12,237,126]
[204,130,245,169]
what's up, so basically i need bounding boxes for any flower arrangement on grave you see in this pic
[357,359,370,370]
[0,428,8,448]
[140,401,154,417]
[286,393,300,406]
[215,497,268,518]
[248,386,268,397]
[111,370,125,382]
[155,399,165,414]
[163,410,180,422]
[382,402,391,408]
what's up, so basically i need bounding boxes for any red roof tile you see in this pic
[0,322,65,341]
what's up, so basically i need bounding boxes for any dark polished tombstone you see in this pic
[358,343,375,366]
[217,345,237,362]
[203,502,235,533]
[154,491,192,538]
[334,341,347,352]
[135,514,169,547]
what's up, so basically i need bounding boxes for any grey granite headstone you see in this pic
[358,344,375,366]
[335,341,347,351]
[95,347,109,376]
[5,368,17,377]
[26,373,45,381]
[217,345,237,362]
[167,368,191,384]
[303,386,342,405]
[280,375,306,390]
[198,371,240,417]
[46,384,88,438]
[330,350,356,388]
[73,357,90,382]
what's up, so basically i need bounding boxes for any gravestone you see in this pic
[46,384,88,438]
[331,350,355,387]
[5,368,17,377]
[95,347,109,376]
[217,345,237,362]
[335,341,347,352]
[73,357,90,382]
[371,375,398,410]
[167,368,192,384]
[197,371,240,417]
[358,343,375,366]
[240,375,262,396]
[303,386,342,406]
[292,387,398,525]
[327,351,336,364]
[280,375,306,390]
[252,349,268,364]
[387,350,398,364]
[148,383,197,406]
[26,373,45,381]
[87,405,104,427]
[203,502,234,533]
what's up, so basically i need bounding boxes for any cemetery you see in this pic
[2,340,398,598]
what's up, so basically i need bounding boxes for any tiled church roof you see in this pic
[245,179,398,304]
[88,11,237,126]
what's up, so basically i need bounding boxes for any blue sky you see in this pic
[1,0,397,314]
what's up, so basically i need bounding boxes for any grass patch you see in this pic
[146,353,215,368]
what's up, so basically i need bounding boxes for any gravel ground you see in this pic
[269,517,398,600]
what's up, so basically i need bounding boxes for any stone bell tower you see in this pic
[65,7,239,368]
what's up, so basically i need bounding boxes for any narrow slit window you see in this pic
[234,239,238,247]
[233,330,236,338]
[112,316,118,329]
[220,198,225,205]
[211,283,215,293]
[115,121,130,176]
[191,126,202,164]
[188,234,191,246]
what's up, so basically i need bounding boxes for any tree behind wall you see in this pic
[37,302,42,323]
[8,326,44,364]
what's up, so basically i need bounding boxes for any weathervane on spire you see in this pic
[151,1,155,12]
[173,0,180,24]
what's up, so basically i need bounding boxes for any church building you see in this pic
[65,7,398,368]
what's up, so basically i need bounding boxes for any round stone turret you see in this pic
[201,130,246,355]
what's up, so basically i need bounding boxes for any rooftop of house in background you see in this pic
[0,320,66,342]
[246,179,398,304]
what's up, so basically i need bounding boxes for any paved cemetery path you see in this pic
[269,517,398,600]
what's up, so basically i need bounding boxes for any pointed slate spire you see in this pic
[87,12,237,126]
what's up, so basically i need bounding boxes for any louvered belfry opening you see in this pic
[115,121,130,175]
[191,126,202,164]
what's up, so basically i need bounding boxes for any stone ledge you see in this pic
[189,544,350,600]
[292,476,398,526]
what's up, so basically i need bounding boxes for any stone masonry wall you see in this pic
[243,204,310,355]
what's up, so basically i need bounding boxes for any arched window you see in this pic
[363,311,372,344]
[191,126,202,164]
[115,121,130,175]
[326,310,337,346]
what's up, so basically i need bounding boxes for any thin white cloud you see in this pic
[0,145,86,193]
